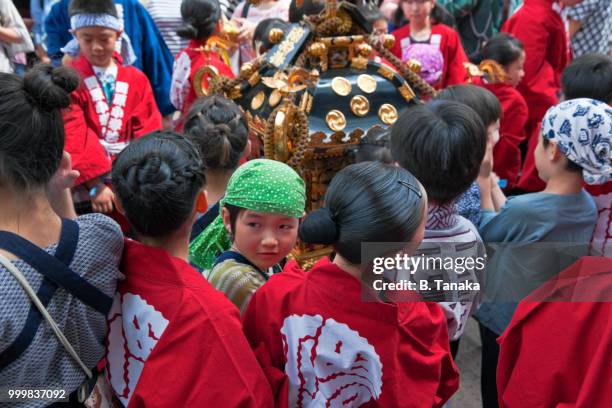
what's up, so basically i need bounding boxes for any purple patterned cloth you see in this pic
[403,43,444,85]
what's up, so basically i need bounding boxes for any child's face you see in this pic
[224,208,299,271]
[505,51,525,87]
[487,120,500,146]
[75,26,119,67]
[401,0,434,25]
[534,133,557,181]
[373,18,388,35]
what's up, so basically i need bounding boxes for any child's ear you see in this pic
[195,190,208,213]
[548,140,564,162]
[221,206,232,233]
[113,195,125,215]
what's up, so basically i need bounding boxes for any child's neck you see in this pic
[138,228,190,261]
[92,58,116,70]
[205,169,233,206]
[0,187,62,251]
[410,18,431,36]
[543,171,584,195]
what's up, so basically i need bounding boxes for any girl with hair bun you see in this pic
[183,94,251,240]
[471,33,528,191]
[242,162,459,407]
[108,131,273,407]
[170,0,235,127]
[0,64,123,402]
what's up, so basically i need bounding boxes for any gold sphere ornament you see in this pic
[268,28,284,44]
[240,62,255,79]
[378,104,398,125]
[382,34,395,49]
[331,76,352,96]
[308,42,327,57]
[350,95,370,117]
[356,43,373,58]
[325,110,347,132]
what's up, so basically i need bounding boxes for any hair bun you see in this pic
[23,64,79,111]
[177,23,199,39]
[299,207,338,245]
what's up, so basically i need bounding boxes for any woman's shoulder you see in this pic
[74,213,123,264]
[432,23,460,37]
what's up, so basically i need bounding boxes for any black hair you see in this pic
[390,100,486,204]
[436,84,502,127]
[393,2,455,29]
[356,126,393,164]
[177,0,220,40]
[562,53,612,103]
[223,203,244,235]
[0,64,79,191]
[542,138,583,174]
[112,131,205,237]
[299,161,426,264]
[481,33,524,67]
[253,18,289,54]
[183,95,249,171]
[289,0,325,23]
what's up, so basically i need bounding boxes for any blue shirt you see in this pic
[475,190,597,335]
[44,0,175,115]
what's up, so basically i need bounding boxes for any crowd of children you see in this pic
[1,0,611,407]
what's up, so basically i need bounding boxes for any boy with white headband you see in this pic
[62,0,162,215]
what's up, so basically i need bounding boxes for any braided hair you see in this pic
[183,95,249,171]
[112,131,205,237]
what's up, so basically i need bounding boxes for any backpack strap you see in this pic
[0,219,111,371]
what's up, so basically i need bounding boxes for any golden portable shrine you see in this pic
[197,0,437,265]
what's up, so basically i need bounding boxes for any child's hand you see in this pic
[91,185,115,214]
[49,151,80,191]
[479,139,494,179]
[234,18,256,42]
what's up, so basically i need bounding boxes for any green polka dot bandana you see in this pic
[190,159,306,270]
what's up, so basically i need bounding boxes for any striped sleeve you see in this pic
[206,260,266,314]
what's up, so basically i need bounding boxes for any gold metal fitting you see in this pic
[308,42,328,57]
[268,28,284,44]
[382,34,395,50]
[356,43,372,58]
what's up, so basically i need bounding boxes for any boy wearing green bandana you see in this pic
[190,159,306,313]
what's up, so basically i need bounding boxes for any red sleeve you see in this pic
[493,92,529,186]
[441,27,468,87]
[242,287,288,406]
[128,74,162,139]
[62,94,111,186]
[128,291,274,408]
[390,25,409,59]
[503,18,558,118]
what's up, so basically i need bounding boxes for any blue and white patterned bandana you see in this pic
[61,13,137,66]
[542,98,612,185]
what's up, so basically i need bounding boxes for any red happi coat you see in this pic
[391,23,468,89]
[497,257,612,408]
[502,0,569,191]
[585,182,612,257]
[474,78,529,190]
[242,258,459,408]
[106,240,274,407]
[171,39,235,125]
[63,56,162,186]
